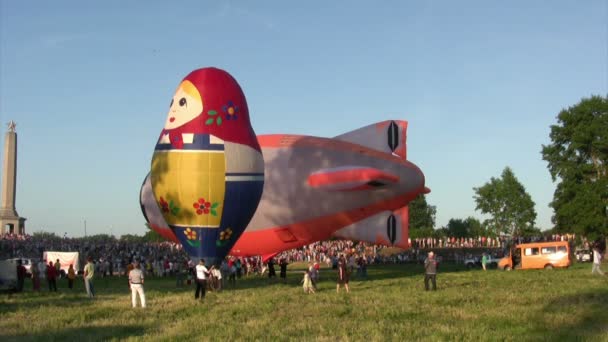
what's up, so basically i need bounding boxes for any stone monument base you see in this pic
[0,215,26,235]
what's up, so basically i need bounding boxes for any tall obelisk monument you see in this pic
[0,121,26,235]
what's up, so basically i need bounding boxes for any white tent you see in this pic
[43,251,79,273]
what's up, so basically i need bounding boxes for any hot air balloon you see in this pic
[139,173,179,243]
[142,119,427,261]
[149,67,264,265]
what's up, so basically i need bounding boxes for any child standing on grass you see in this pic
[302,271,315,293]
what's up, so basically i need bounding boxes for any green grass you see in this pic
[1,263,607,341]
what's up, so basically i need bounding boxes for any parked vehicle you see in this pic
[498,241,570,270]
[464,255,500,269]
[6,258,35,276]
[0,259,18,291]
[575,249,592,262]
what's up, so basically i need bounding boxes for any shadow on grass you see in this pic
[0,293,95,314]
[1,324,147,342]
[533,287,608,340]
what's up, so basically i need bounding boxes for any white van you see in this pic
[0,259,18,291]
[7,258,35,275]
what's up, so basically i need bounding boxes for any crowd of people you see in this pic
[409,233,577,249]
[1,233,187,276]
[0,232,587,277]
[2,231,603,302]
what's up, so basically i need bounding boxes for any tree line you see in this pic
[411,95,607,240]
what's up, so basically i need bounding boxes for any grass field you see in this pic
[1,262,607,341]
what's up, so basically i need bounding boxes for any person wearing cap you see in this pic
[128,261,146,308]
[424,251,438,291]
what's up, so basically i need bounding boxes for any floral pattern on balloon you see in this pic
[216,227,233,247]
[159,196,180,216]
[184,228,200,247]
[205,110,223,126]
[193,197,220,216]
[222,101,239,120]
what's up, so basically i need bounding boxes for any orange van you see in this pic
[498,241,571,270]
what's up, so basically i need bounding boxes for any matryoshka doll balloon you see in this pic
[150,67,264,265]
[139,173,179,244]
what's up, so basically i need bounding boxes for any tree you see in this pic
[473,167,537,236]
[143,227,166,242]
[445,217,486,238]
[408,194,436,237]
[465,217,487,237]
[541,95,608,239]
[120,234,144,243]
[32,231,60,240]
[445,218,468,238]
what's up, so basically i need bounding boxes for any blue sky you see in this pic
[0,1,606,237]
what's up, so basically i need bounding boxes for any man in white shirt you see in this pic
[592,247,605,276]
[84,256,95,298]
[195,259,209,300]
[129,261,146,308]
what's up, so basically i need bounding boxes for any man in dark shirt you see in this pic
[424,251,437,291]
[47,261,58,292]
[267,258,276,279]
[279,258,288,283]
[16,260,26,292]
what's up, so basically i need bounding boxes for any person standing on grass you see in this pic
[31,262,40,291]
[424,251,437,291]
[235,258,242,279]
[129,261,146,308]
[267,258,276,280]
[84,256,95,298]
[336,255,350,293]
[481,252,488,271]
[16,260,26,292]
[279,258,288,283]
[195,259,209,301]
[308,262,317,289]
[302,271,315,293]
[229,262,237,287]
[592,247,605,276]
[67,264,76,289]
[38,260,46,287]
[47,261,57,292]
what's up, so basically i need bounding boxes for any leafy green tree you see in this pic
[408,194,436,237]
[541,95,608,239]
[87,234,115,242]
[445,217,486,238]
[465,217,487,237]
[143,227,166,242]
[473,167,537,236]
[32,231,60,240]
[445,218,468,238]
[119,234,143,243]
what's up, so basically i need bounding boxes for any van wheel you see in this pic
[504,266,511,271]
[544,264,553,270]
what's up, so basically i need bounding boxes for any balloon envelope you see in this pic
[139,173,179,243]
[150,67,264,264]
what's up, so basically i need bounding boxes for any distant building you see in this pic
[0,121,26,235]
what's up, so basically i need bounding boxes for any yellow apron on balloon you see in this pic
[151,150,225,228]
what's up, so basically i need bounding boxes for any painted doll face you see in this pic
[164,80,203,130]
